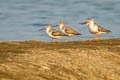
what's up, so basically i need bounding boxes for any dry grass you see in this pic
[0,38,120,80]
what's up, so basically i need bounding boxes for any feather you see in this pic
[51,29,65,36]
[95,23,111,33]
[63,26,82,35]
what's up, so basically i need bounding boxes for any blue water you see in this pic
[0,0,120,41]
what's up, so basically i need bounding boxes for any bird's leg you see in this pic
[51,38,54,42]
[56,39,59,42]
[95,33,98,40]
[65,37,68,42]
[68,37,71,41]
[66,37,70,42]
[89,34,92,41]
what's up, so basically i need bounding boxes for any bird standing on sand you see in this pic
[39,24,65,42]
[56,21,82,41]
[80,18,111,40]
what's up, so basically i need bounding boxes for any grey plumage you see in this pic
[50,28,65,36]
[63,25,82,35]
[96,24,111,33]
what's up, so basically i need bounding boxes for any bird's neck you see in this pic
[89,21,95,27]
[46,28,51,33]
[59,24,64,29]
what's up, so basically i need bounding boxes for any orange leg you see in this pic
[95,33,98,40]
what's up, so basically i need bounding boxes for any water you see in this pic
[0,0,120,41]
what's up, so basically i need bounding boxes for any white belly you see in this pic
[68,34,74,36]
[88,25,98,34]
[60,27,68,35]
[47,31,63,39]
[61,29,74,36]
[98,31,107,35]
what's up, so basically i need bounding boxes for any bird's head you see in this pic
[45,24,52,30]
[80,18,94,25]
[56,21,64,27]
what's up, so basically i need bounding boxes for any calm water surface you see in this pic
[0,0,120,41]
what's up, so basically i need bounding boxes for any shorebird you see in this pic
[79,18,111,40]
[39,24,65,42]
[56,21,82,41]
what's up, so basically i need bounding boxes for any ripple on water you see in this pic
[100,7,114,11]
[0,13,8,20]
[31,23,48,27]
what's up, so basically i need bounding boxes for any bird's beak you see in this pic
[79,22,86,25]
[53,24,58,27]
[38,28,45,31]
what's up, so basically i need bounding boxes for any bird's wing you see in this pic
[51,29,65,36]
[63,26,81,34]
[95,23,111,32]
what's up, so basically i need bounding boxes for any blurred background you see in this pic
[0,0,120,41]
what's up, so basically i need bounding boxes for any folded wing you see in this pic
[95,23,111,33]
[64,26,82,35]
[51,29,65,36]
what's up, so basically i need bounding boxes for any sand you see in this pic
[0,38,120,80]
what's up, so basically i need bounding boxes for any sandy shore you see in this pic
[0,38,120,80]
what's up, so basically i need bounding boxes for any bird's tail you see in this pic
[76,33,82,35]
[107,29,112,33]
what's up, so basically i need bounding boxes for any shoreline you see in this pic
[0,37,119,42]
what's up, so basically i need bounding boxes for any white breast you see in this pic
[88,24,98,34]
[60,26,67,35]
[46,28,53,38]
[46,29,63,39]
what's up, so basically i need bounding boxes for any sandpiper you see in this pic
[56,21,82,41]
[79,18,111,40]
[39,24,65,42]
